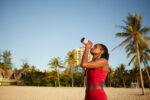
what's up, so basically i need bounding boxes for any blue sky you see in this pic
[0,0,150,71]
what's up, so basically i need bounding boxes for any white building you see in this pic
[73,46,93,73]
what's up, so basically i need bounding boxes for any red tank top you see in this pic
[85,68,108,86]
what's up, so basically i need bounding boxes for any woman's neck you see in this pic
[93,54,101,61]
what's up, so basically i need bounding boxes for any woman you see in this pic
[81,40,109,100]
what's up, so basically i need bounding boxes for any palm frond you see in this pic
[139,27,150,35]
[133,56,137,65]
[145,53,150,60]
[126,51,136,59]
[136,14,142,31]
[115,32,130,37]
[136,34,149,48]
[125,41,136,52]
[112,37,131,52]
[143,57,149,66]
[122,20,130,25]
[134,13,138,21]
[50,66,56,69]
[127,25,133,32]
[139,14,142,24]
[145,49,150,53]
[115,25,131,33]
[128,55,136,66]
[126,13,135,25]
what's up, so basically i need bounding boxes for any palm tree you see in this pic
[22,62,30,70]
[112,69,119,87]
[48,57,63,87]
[65,51,77,87]
[21,60,30,78]
[112,13,150,95]
[126,40,150,87]
[3,51,12,69]
[130,65,140,88]
[116,64,127,87]
[107,67,113,87]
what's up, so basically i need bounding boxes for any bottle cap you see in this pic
[81,37,88,45]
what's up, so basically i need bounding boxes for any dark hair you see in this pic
[99,44,109,60]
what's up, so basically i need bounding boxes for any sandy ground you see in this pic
[0,86,150,100]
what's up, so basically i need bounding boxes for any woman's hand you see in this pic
[86,40,93,49]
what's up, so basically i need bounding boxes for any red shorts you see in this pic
[84,89,107,100]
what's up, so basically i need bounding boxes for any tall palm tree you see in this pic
[112,13,150,95]
[126,40,150,87]
[48,57,63,87]
[65,51,77,87]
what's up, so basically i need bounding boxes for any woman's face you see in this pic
[90,44,104,56]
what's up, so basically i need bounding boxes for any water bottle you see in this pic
[81,37,89,45]
[81,37,93,48]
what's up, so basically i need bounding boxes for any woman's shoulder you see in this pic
[99,58,109,71]
[97,58,108,65]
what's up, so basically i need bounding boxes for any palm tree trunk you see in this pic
[71,64,74,87]
[135,40,145,95]
[145,66,150,88]
[55,81,56,87]
[56,68,60,87]
[123,79,126,88]
[57,69,60,87]
[142,59,150,88]
[137,78,140,88]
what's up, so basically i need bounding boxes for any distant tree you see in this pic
[21,60,30,71]
[107,67,114,87]
[48,57,64,87]
[65,51,77,87]
[0,50,12,71]
[31,65,36,73]
[74,72,83,87]
[20,59,30,80]
[0,63,9,71]
[130,65,141,88]
[32,72,43,86]
[3,50,12,69]
[14,68,18,72]
[115,64,127,87]
[60,73,71,86]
